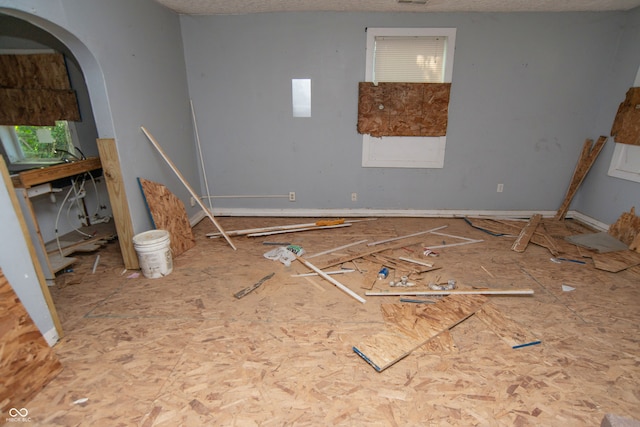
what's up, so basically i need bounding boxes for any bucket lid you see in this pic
[132,229,170,245]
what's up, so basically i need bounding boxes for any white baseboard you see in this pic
[567,211,609,231]
[190,207,609,230]
[42,327,59,347]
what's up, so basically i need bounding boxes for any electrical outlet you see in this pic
[497,184,504,193]
[190,197,196,207]
[351,192,358,202]
[289,192,296,202]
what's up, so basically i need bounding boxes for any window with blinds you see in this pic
[373,36,447,83]
[361,28,456,168]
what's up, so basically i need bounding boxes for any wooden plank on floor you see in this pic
[592,250,640,273]
[511,214,542,252]
[474,302,540,349]
[465,217,560,256]
[381,306,458,354]
[48,252,78,274]
[418,330,458,354]
[45,234,112,255]
[352,295,487,372]
[138,178,195,258]
[537,222,562,257]
[0,269,63,413]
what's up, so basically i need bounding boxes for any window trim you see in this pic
[362,27,456,168]
[608,142,640,183]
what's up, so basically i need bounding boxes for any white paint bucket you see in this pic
[132,229,173,279]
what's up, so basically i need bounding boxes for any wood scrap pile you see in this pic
[258,224,532,305]
[464,216,563,256]
[46,231,115,275]
[588,207,640,272]
[466,208,640,273]
[608,207,640,252]
[353,295,540,372]
[311,225,472,302]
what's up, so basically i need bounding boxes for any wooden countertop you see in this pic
[11,157,102,189]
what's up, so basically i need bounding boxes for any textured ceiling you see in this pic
[153,0,640,15]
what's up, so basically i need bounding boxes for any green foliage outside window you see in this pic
[14,121,73,160]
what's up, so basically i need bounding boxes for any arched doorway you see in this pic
[0,8,121,339]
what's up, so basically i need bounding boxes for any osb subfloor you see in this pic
[27,217,640,426]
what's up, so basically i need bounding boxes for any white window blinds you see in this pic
[373,36,447,83]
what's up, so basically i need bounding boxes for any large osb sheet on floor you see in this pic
[24,217,640,426]
[0,270,63,413]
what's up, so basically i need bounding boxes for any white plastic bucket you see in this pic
[132,229,173,279]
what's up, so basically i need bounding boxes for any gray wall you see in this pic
[0,14,110,242]
[0,0,200,234]
[180,11,637,217]
[0,160,57,342]
[0,0,196,341]
[574,7,640,224]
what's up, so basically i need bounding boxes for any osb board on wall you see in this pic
[611,87,640,146]
[0,53,71,90]
[357,82,451,137]
[138,178,195,257]
[0,53,79,126]
[0,269,62,413]
[0,88,80,126]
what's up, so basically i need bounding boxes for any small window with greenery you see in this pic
[0,121,79,172]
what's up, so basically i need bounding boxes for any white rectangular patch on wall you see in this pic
[292,78,311,117]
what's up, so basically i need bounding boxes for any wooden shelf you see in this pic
[11,157,102,188]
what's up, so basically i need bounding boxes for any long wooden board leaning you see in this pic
[555,136,607,220]
[140,126,236,250]
[97,138,139,269]
[353,295,487,372]
[0,269,63,413]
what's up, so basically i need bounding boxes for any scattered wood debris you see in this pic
[365,289,534,297]
[511,213,542,252]
[465,216,560,256]
[608,207,640,253]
